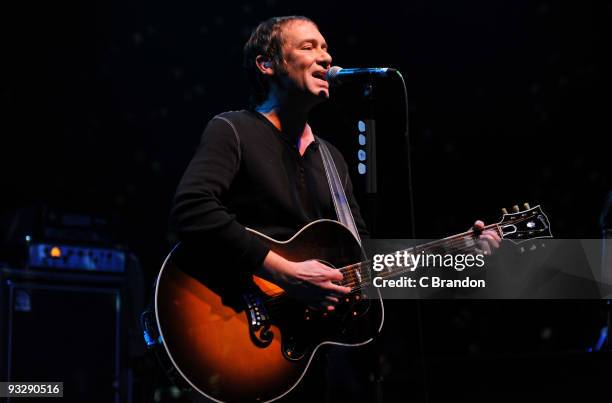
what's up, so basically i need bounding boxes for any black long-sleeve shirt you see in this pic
[170,109,368,272]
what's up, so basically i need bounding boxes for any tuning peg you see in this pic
[529,244,537,251]
[523,202,531,210]
[501,208,508,215]
[512,205,520,213]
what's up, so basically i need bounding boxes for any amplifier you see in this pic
[27,242,125,273]
[0,268,127,403]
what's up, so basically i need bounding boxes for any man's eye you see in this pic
[301,45,313,50]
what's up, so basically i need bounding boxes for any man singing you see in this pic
[170,15,500,401]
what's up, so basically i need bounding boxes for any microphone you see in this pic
[326,66,397,85]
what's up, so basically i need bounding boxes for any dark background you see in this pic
[2,0,611,402]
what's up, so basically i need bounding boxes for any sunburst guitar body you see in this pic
[154,219,383,403]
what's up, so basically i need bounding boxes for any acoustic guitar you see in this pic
[151,204,551,402]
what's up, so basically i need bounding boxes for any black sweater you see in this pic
[170,110,368,272]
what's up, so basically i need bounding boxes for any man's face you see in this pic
[277,20,332,100]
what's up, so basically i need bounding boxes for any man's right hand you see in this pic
[257,251,351,311]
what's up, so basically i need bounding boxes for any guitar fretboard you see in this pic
[339,224,501,292]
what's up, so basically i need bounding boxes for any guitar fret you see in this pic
[355,267,362,284]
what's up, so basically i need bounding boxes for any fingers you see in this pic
[326,282,352,295]
[308,297,340,312]
[477,230,501,256]
[471,220,501,255]
[478,239,492,255]
[325,295,340,304]
[321,293,349,311]
[311,262,350,293]
[473,222,501,242]
[479,231,500,249]
[307,303,334,312]
[295,261,350,307]
[325,267,344,282]
[486,229,502,243]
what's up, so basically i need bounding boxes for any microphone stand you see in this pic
[357,72,425,403]
[348,72,419,403]
[600,191,612,351]
[588,190,612,353]
[356,80,384,403]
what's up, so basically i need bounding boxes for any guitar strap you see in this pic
[317,138,362,246]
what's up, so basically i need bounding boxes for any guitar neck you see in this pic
[340,223,501,289]
[340,202,553,290]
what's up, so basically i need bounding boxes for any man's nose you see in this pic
[317,50,332,68]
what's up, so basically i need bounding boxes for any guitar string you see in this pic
[264,238,484,304]
[260,215,545,316]
[338,214,547,291]
[261,242,486,319]
[263,214,535,300]
[270,221,501,297]
[265,234,545,316]
[261,238,489,316]
[261,222,503,313]
[261,237,517,319]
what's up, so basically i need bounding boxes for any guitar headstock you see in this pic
[496,203,552,245]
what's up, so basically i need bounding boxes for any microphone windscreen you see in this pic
[326,66,343,83]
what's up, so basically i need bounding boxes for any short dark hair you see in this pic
[243,16,315,106]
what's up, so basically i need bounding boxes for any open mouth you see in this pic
[312,70,328,84]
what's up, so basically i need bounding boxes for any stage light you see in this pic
[50,246,62,258]
[358,120,366,132]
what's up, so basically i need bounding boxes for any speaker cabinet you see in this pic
[0,268,128,403]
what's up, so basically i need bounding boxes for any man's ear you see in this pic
[255,55,274,75]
